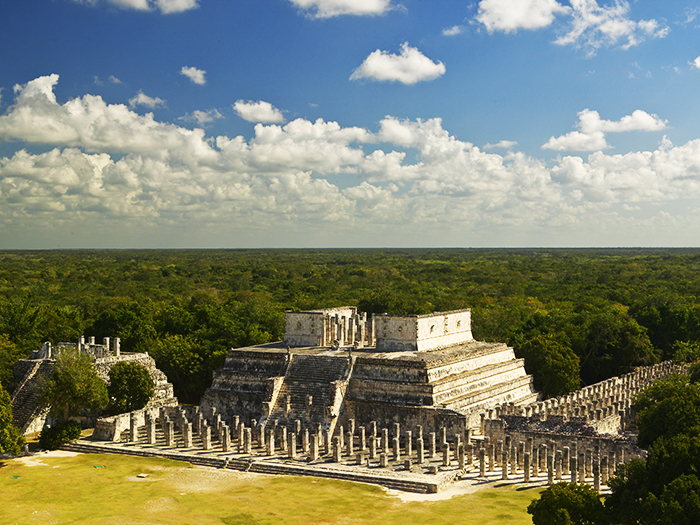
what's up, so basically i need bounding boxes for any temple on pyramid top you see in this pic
[283,307,473,351]
[200,307,538,438]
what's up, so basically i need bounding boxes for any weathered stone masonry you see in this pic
[11,336,178,435]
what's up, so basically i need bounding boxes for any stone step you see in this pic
[444,375,535,410]
[59,441,441,494]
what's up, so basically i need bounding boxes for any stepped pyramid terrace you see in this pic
[200,307,540,437]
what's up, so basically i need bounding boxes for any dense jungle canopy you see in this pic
[1,248,699,404]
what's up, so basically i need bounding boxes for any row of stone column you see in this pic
[471,434,630,491]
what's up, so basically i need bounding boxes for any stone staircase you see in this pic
[265,355,353,433]
[11,359,53,434]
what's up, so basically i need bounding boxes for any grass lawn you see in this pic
[0,452,539,525]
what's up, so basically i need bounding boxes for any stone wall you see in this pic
[12,337,177,436]
[374,309,473,352]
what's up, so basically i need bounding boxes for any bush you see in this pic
[39,421,82,450]
[527,482,606,525]
[108,361,155,415]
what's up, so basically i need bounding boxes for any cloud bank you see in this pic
[1,75,700,247]
[350,43,445,84]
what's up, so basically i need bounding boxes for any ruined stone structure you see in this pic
[200,307,539,440]
[11,336,177,435]
[77,307,685,494]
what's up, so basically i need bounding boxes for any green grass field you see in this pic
[0,452,539,525]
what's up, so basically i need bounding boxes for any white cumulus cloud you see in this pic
[475,0,668,56]
[485,140,519,150]
[128,91,166,109]
[180,66,206,85]
[442,25,464,36]
[476,0,570,33]
[179,109,223,127]
[288,0,393,18]
[554,0,669,56]
[72,0,198,14]
[543,109,668,151]
[692,56,700,70]
[350,43,445,85]
[233,100,286,123]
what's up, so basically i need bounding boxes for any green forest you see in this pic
[1,248,699,404]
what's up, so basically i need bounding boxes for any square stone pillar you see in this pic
[478,447,485,476]
[570,456,578,483]
[370,436,377,459]
[510,446,517,475]
[238,425,245,452]
[165,420,174,447]
[310,433,319,461]
[563,447,570,476]
[555,450,563,480]
[417,438,425,465]
[405,431,412,457]
[502,451,509,480]
[280,427,288,453]
[302,429,309,454]
[393,437,401,462]
[325,430,332,455]
[288,432,296,459]
[429,432,436,458]
[183,422,192,448]
[130,416,139,443]
[489,444,495,472]
[359,427,366,451]
[244,428,252,454]
[524,452,531,483]
[382,428,389,455]
[347,432,354,457]
[547,455,554,485]
[267,430,275,456]
[601,456,609,485]
[146,419,156,445]
[458,443,465,470]
[221,424,230,452]
[202,425,211,450]
[379,453,388,468]
[333,436,342,462]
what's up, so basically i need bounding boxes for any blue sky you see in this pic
[1,0,700,248]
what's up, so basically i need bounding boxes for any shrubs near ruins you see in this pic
[107,361,154,415]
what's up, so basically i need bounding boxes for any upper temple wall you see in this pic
[283,307,359,347]
[375,309,473,352]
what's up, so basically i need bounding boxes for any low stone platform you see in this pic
[59,436,613,495]
[60,438,458,494]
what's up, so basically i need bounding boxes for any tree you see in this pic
[634,374,700,448]
[0,333,25,392]
[0,383,24,455]
[515,334,580,398]
[107,361,155,414]
[39,347,108,423]
[580,305,659,385]
[527,482,606,525]
[672,340,700,364]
